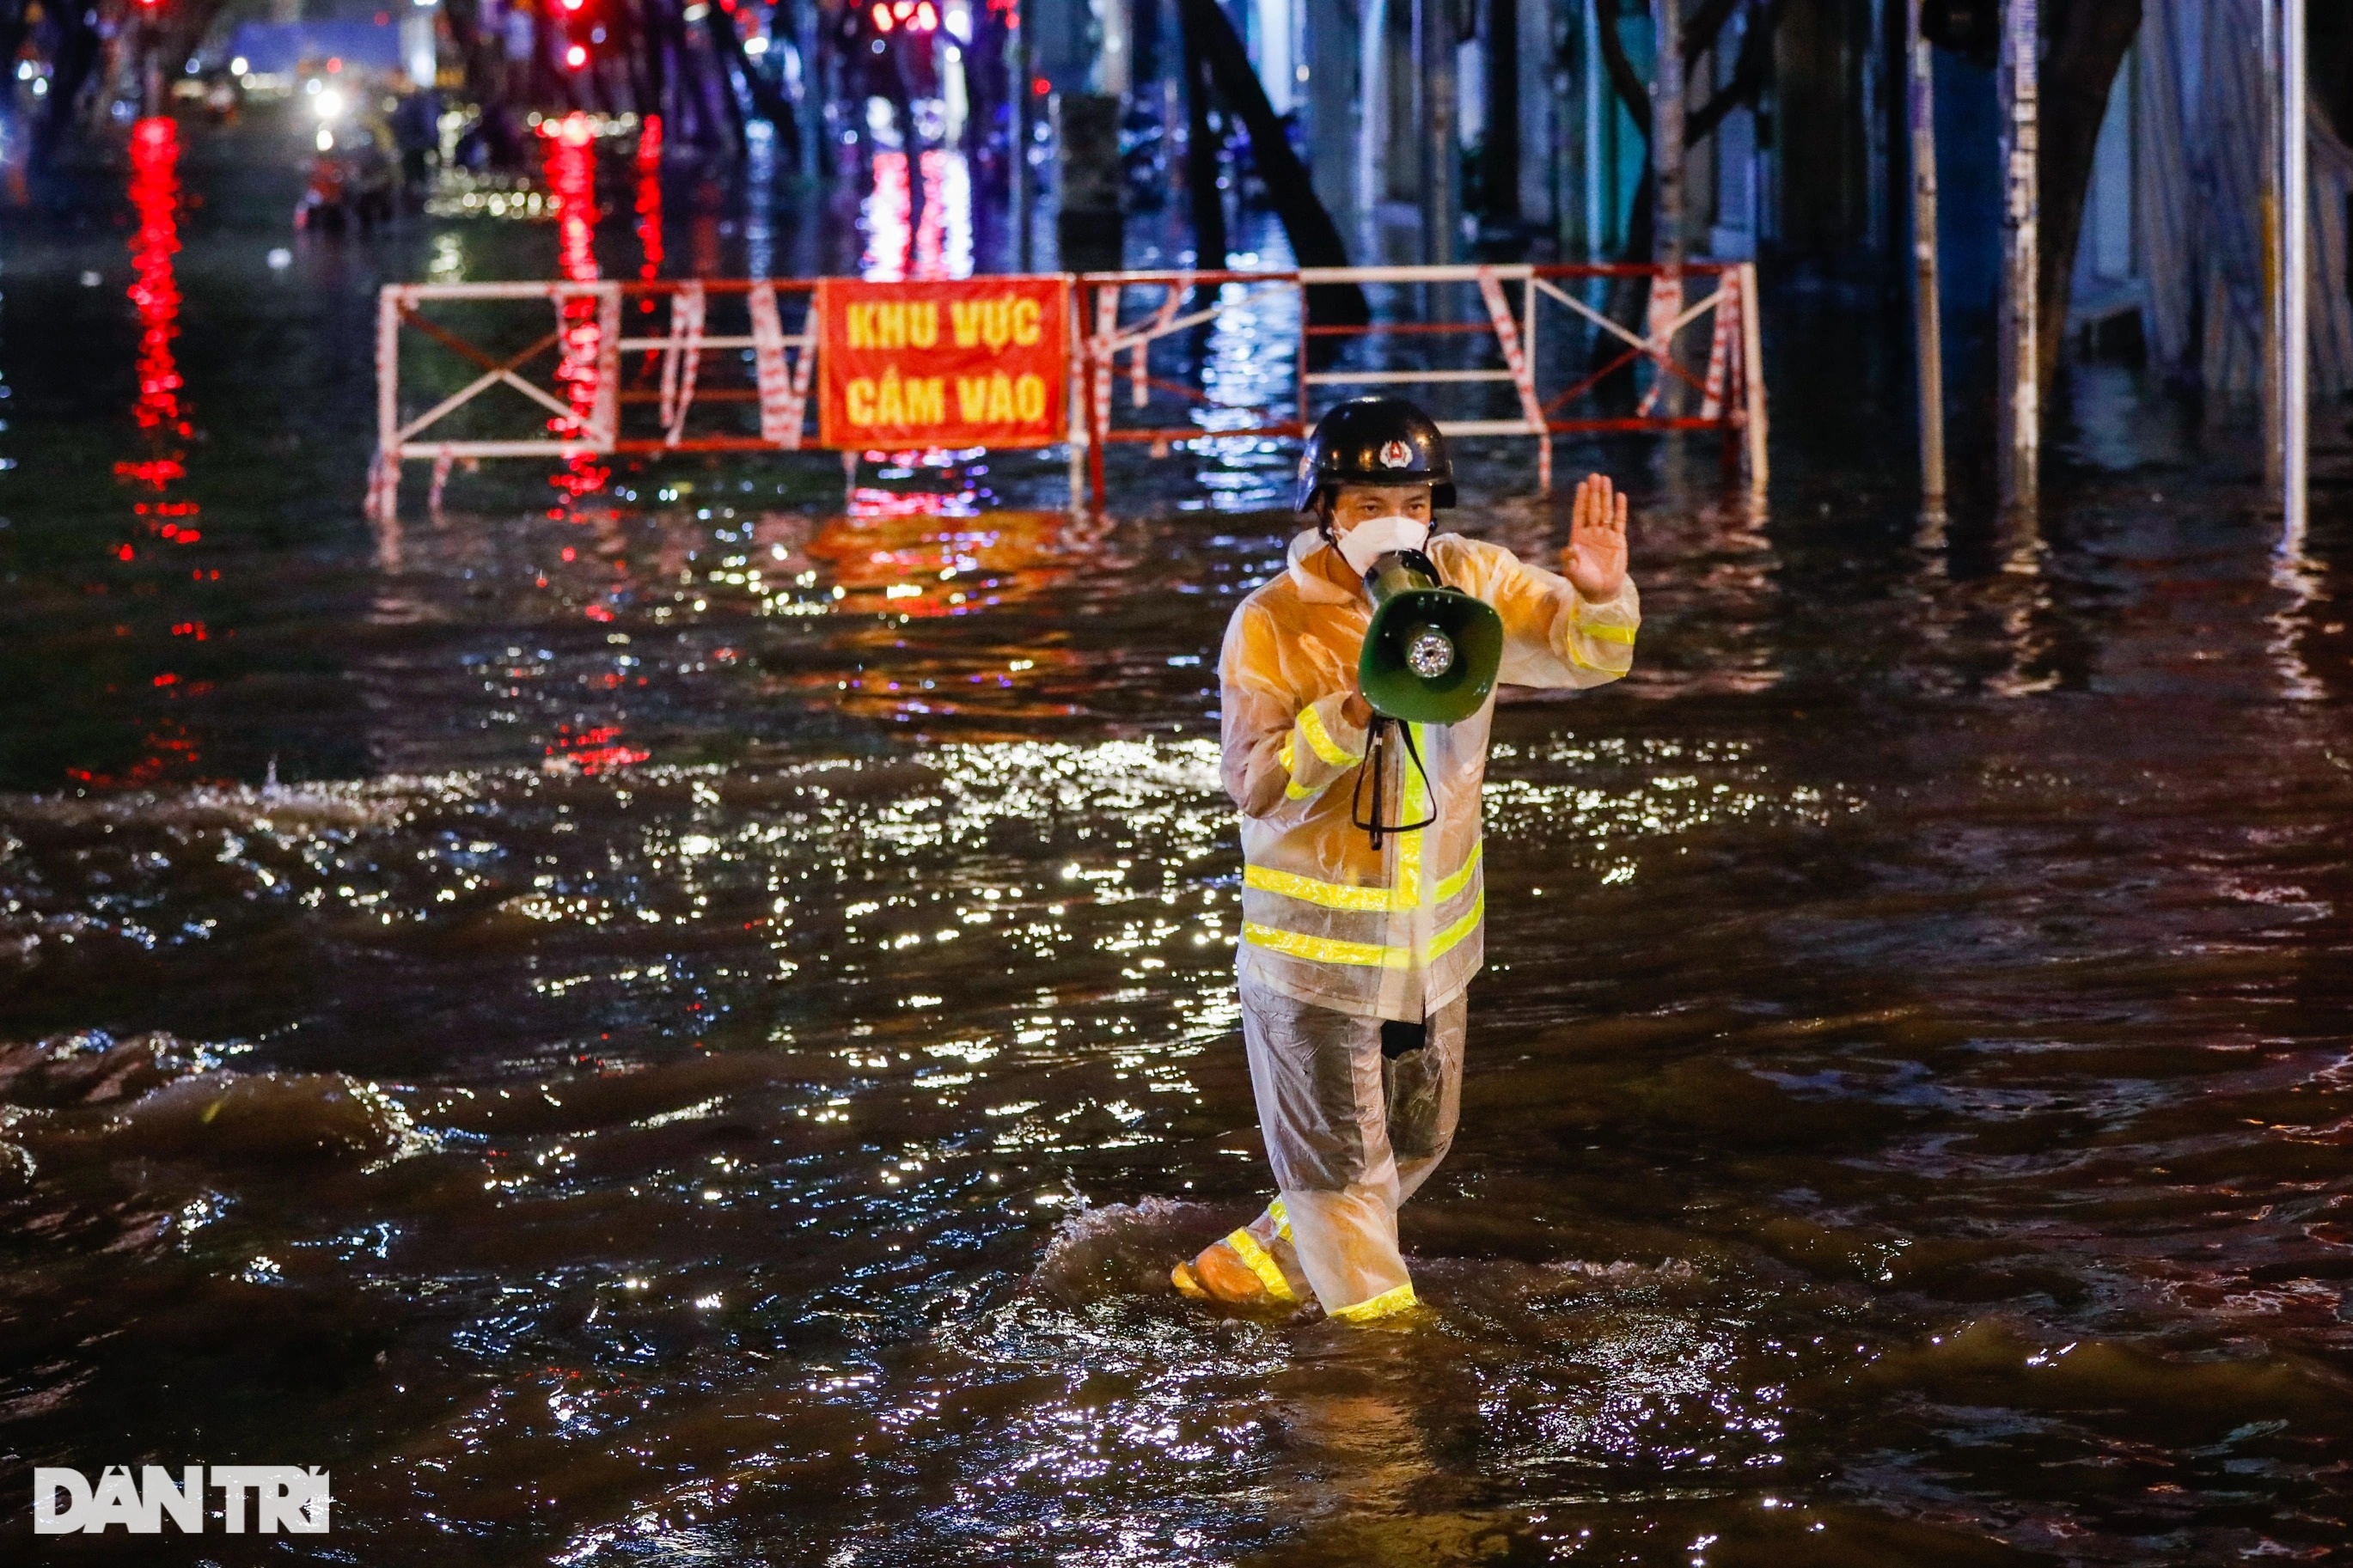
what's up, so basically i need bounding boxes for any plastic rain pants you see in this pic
[1232,971,1468,1321]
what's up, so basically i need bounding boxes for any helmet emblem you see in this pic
[1378,439,1413,469]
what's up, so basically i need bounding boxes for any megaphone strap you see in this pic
[1350,717,1437,851]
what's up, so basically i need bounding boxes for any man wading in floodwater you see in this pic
[1173,395,1638,1324]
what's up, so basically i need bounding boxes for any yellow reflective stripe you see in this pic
[1243,842,1481,915]
[1242,891,1482,969]
[1330,1281,1419,1322]
[1397,723,1428,908]
[1222,1226,1296,1303]
[1562,612,1636,670]
[1243,923,1401,967]
[1279,737,1326,802]
[1429,891,1485,960]
[1245,863,1395,912]
[1296,703,1362,768]
[1268,1197,1291,1240]
[1435,840,1483,904]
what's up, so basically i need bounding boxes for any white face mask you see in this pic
[1330,514,1431,577]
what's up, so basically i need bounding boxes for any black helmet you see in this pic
[1293,395,1457,514]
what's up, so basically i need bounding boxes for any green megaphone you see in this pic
[1357,549,1504,724]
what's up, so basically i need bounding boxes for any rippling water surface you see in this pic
[3,119,2352,1565]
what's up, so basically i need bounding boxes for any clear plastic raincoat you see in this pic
[1221,529,1640,1021]
[1210,528,1639,1320]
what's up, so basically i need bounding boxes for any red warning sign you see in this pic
[815,275,1071,450]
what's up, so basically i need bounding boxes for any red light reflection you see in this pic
[635,113,664,284]
[543,723,650,776]
[634,115,664,348]
[125,118,186,442]
[117,121,205,554]
[543,113,610,503]
[93,119,216,785]
[66,723,203,789]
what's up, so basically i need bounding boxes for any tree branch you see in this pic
[1596,0,1769,149]
[1678,0,1741,60]
[2034,0,2143,391]
[1592,0,1653,141]
[1177,0,1366,320]
[1685,0,1788,147]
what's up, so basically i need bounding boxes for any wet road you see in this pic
[3,114,2353,1565]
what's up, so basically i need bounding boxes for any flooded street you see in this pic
[4,114,2353,1565]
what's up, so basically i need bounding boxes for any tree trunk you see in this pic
[1179,12,1228,274]
[2033,0,2142,395]
[1907,0,1948,504]
[34,1,101,163]
[1484,0,1521,224]
[443,0,527,164]
[1651,0,1684,414]
[1589,0,1788,386]
[706,1,802,158]
[1997,0,2038,509]
[1176,0,1369,321]
[0,0,24,106]
[639,0,670,135]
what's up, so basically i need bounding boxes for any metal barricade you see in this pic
[370,263,1765,519]
[1069,261,1766,509]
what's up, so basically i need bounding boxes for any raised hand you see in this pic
[1563,472,1630,601]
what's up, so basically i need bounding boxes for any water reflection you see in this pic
[863,148,912,280]
[9,454,2353,1559]
[855,113,971,283]
[1164,277,1299,511]
[544,112,610,508]
[2269,542,2327,703]
[743,119,777,280]
[916,148,971,278]
[634,113,665,292]
[74,118,211,787]
[125,119,186,448]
